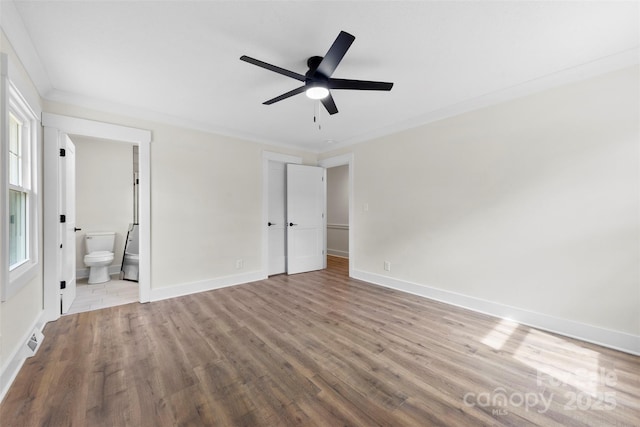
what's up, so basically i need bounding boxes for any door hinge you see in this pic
[60,214,66,223]
[60,281,66,290]
[59,148,66,157]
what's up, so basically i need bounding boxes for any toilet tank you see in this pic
[85,232,116,253]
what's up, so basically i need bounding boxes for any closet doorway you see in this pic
[319,153,354,277]
[263,152,353,278]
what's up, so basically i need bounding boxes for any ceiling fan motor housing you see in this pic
[306,56,324,75]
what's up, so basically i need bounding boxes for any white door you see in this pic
[286,164,326,275]
[268,160,287,275]
[60,135,76,313]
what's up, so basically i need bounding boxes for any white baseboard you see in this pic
[352,269,640,356]
[0,310,47,403]
[150,270,266,302]
[327,249,349,258]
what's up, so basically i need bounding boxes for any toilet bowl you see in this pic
[84,251,115,284]
[123,253,139,281]
[83,232,116,284]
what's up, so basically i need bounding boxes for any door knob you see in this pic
[74,227,82,232]
[268,222,276,226]
[289,222,298,226]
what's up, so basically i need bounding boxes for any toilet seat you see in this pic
[84,251,114,263]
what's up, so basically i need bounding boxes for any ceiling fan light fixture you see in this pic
[305,86,329,100]
[240,30,393,115]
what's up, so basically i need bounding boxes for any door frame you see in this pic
[319,153,354,277]
[59,135,76,313]
[261,151,301,278]
[42,113,151,322]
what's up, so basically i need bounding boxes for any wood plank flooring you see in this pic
[1,256,638,426]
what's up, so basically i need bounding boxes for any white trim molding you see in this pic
[2,55,41,302]
[327,249,349,258]
[327,224,349,258]
[327,223,349,230]
[42,113,152,323]
[352,269,640,356]
[336,48,640,150]
[0,54,8,301]
[150,270,264,302]
[0,1,51,98]
[0,310,47,403]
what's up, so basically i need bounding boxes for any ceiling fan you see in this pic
[240,31,393,115]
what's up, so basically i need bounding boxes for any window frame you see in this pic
[1,54,39,301]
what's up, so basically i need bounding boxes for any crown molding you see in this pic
[0,0,52,96]
[334,47,639,151]
[44,88,315,151]
[3,0,637,154]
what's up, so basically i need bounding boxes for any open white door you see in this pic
[286,164,325,275]
[268,160,287,275]
[60,135,76,313]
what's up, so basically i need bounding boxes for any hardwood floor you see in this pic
[1,256,638,426]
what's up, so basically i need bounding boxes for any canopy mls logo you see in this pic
[463,387,553,415]
[463,368,618,416]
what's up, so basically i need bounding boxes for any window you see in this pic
[9,112,29,268]
[2,54,39,301]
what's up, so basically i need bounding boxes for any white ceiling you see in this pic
[4,0,639,152]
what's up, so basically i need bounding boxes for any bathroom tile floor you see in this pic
[65,276,139,315]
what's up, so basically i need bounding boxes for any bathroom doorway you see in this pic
[65,137,140,314]
[42,113,151,323]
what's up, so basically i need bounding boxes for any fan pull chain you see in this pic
[314,101,322,130]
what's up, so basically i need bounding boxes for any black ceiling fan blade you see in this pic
[263,86,307,105]
[315,31,355,78]
[329,78,394,91]
[321,93,339,115]
[240,55,306,82]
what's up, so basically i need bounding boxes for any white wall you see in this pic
[322,65,639,348]
[44,65,640,353]
[327,165,349,257]
[42,100,316,297]
[0,30,45,398]
[2,32,637,405]
[72,136,134,275]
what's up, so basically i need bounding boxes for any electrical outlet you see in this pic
[384,261,391,272]
[235,259,244,269]
[363,203,369,212]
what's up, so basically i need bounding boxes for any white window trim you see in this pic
[1,53,40,301]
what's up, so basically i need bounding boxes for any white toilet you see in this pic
[83,232,116,284]
[122,224,139,281]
